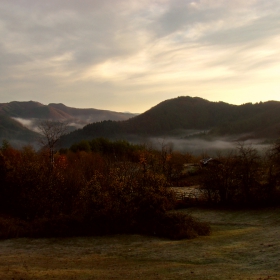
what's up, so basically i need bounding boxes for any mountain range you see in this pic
[61,96,280,146]
[1,97,280,148]
[0,101,135,146]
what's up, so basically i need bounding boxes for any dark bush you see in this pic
[153,212,211,239]
[0,141,210,240]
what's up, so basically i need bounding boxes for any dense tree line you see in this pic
[1,136,280,240]
[199,142,280,206]
[61,97,280,146]
[0,138,209,239]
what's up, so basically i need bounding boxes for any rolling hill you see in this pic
[61,96,280,146]
[0,101,135,122]
[0,101,136,146]
[0,114,39,145]
[1,97,280,148]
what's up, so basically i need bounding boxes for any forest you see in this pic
[60,97,280,146]
[0,136,280,241]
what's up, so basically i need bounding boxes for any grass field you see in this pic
[1,207,280,280]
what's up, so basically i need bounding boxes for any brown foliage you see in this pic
[200,143,280,206]
[0,141,208,239]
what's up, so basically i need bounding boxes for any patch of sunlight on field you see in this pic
[1,208,280,280]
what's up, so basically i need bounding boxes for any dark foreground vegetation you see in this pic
[200,140,280,207]
[0,138,210,240]
[2,207,280,280]
[1,136,280,240]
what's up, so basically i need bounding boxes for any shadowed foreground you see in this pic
[1,208,280,280]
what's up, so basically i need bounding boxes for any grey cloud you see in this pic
[201,14,280,47]
[153,2,193,36]
[0,0,123,14]
[204,48,280,74]
[3,0,272,74]
[2,0,280,60]
[0,0,149,74]
[0,0,280,111]
[148,0,280,48]
[148,0,227,38]
[0,45,30,68]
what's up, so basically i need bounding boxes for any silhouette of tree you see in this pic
[38,120,68,166]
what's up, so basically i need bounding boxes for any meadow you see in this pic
[1,138,280,279]
[1,207,279,280]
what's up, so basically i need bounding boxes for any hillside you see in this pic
[0,101,135,122]
[121,97,236,133]
[209,101,280,138]
[62,97,280,146]
[118,97,280,137]
[0,101,136,145]
[1,97,280,148]
[0,114,39,144]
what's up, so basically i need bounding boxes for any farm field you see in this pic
[0,207,280,280]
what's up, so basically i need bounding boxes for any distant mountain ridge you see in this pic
[0,101,136,146]
[124,97,280,137]
[61,96,280,146]
[1,97,280,148]
[0,114,38,144]
[0,101,135,121]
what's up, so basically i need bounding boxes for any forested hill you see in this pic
[0,101,135,121]
[0,101,136,145]
[61,96,280,146]
[121,97,235,133]
[0,114,38,143]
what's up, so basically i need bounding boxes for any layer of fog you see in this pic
[12,117,41,133]
[7,118,274,156]
[12,117,86,132]
[142,137,271,156]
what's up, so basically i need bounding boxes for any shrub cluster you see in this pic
[199,142,280,207]
[0,139,210,239]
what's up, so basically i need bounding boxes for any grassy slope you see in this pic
[0,208,280,280]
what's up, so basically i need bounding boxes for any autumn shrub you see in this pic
[0,214,85,239]
[27,215,85,238]
[199,142,280,207]
[153,212,211,239]
[0,142,211,240]
[76,164,177,235]
[0,151,8,213]
[4,147,60,218]
[97,166,209,240]
[0,216,28,239]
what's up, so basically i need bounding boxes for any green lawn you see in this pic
[1,207,280,280]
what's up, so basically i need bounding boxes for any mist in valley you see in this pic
[144,136,271,157]
[6,118,274,156]
[12,117,85,132]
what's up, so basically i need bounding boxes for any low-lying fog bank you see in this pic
[146,136,271,156]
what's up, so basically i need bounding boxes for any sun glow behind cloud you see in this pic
[0,0,280,112]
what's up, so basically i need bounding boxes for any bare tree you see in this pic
[266,139,280,189]
[38,120,68,165]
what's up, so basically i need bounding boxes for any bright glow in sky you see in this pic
[1,0,280,113]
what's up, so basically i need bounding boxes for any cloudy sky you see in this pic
[1,0,280,113]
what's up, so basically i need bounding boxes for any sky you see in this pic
[1,0,280,113]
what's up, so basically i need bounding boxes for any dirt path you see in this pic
[1,208,280,280]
